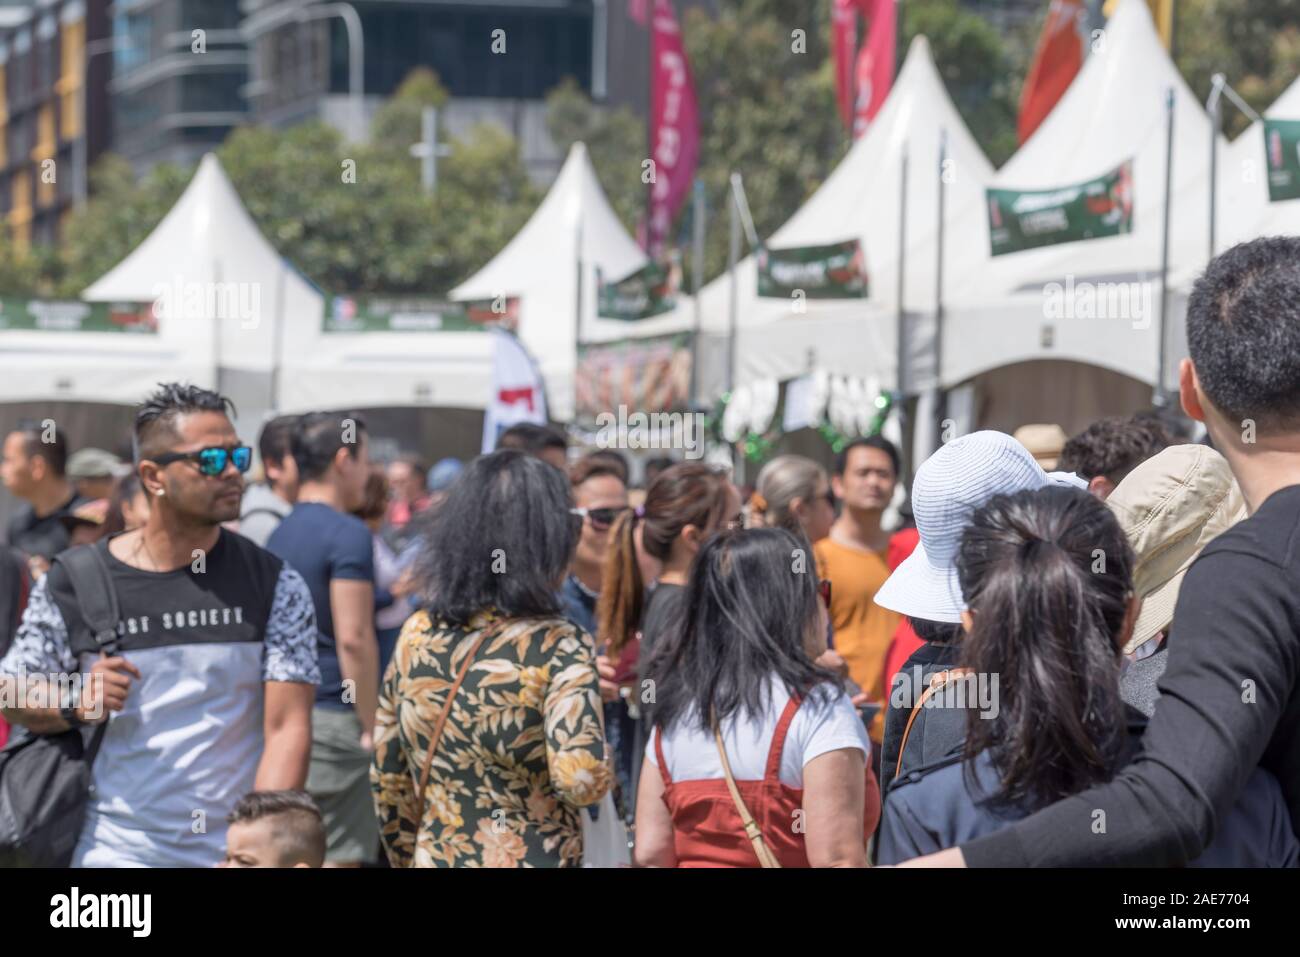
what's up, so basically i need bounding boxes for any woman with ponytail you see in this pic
[877,485,1297,866]
[595,463,741,803]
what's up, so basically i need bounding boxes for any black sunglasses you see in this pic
[570,506,630,530]
[151,445,252,477]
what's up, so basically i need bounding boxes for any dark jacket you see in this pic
[880,640,965,795]
[878,705,1299,867]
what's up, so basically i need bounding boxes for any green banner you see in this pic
[323,295,517,333]
[0,298,158,334]
[575,333,692,423]
[596,260,679,321]
[755,239,868,299]
[987,160,1134,256]
[1265,119,1300,203]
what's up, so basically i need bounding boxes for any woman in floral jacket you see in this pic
[371,450,612,867]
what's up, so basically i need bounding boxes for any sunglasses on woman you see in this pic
[151,445,253,477]
[570,506,631,530]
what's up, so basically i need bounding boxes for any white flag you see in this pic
[481,329,549,454]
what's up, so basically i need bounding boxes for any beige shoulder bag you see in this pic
[711,716,782,869]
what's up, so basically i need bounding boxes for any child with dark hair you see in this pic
[878,486,1297,867]
[221,790,326,868]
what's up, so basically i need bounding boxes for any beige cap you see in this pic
[1012,423,1068,470]
[1106,444,1247,654]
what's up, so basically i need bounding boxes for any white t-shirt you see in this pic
[647,677,871,788]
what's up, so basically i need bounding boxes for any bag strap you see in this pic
[711,713,782,869]
[407,627,493,865]
[893,667,970,781]
[51,543,121,761]
[53,543,121,655]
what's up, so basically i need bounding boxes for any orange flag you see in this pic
[1018,0,1086,145]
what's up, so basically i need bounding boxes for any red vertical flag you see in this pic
[646,0,699,257]
[832,0,858,130]
[852,0,896,140]
[1018,0,1086,144]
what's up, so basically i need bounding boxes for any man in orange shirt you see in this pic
[813,436,901,752]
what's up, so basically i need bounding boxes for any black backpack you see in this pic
[0,544,120,867]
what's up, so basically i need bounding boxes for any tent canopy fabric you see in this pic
[1216,76,1300,251]
[940,0,1219,390]
[451,142,679,421]
[684,35,994,400]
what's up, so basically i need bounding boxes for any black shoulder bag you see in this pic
[0,543,120,867]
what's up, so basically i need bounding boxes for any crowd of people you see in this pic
[0,236,1298,868]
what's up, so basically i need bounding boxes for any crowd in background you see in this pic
[1,236,1299,868]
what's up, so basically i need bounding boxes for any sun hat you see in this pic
[426,457,464,493]
[66,447,123,480]
[874,430,1074,623]
[1105,444,1246,655]
[1012,423,1068,470]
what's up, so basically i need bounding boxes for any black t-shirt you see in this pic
[0,546,28,659]
[964,483,1300,867]
[6,493,85,561]
[48,530,283,658]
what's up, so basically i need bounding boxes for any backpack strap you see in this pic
[893,668,970,782]
[52,543,120,656]
[239,507,285,525]
[50,542,121,761]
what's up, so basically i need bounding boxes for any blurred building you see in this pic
[108,0,249,176]
[239,0,715,184]
[0,0,111,250]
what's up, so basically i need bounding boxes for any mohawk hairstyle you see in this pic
[134,383,236,461]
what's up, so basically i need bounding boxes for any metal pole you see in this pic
[1207,74,1224,259]
[933,130,947,416]
[574,217,584,420]
[690,177,704,408]
[1156,88,1175,407]
[270,261,288,414]
[896,147,908,397]
[727,172,741,396]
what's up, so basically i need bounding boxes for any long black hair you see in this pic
[645,527,833,733]
[957,485,1134,811]
[414,449,580,625]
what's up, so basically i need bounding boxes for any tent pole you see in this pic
[896,147,908,398]
[1207,74,1224,260]
[933,129,947,447]
[213,259,223,397]
[270,262,287,415]
[690,176,704,409]
[1156,88,1174,408]
[896,145,910,482]
[574,217,584,425]
[727,172,741,397]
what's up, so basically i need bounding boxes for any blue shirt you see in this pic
[268,502,374,708]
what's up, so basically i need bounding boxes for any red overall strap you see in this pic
[763,694,803,782]
[653,727,674,788]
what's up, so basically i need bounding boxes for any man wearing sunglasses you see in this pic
[0,383,319,867]
[558,455,636,819]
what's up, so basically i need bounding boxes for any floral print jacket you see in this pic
[371,609,612,867]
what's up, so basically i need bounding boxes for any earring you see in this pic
[155,489,165,497]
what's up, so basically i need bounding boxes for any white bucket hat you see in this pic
[875,430,1081,623]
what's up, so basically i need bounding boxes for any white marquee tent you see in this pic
[83,153,324,438]
[939,0,1222,400]
[451,141,681,422]
[682,35,994,403]
[1215,76,1300,249]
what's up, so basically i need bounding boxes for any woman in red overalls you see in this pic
[633,527,880,867]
